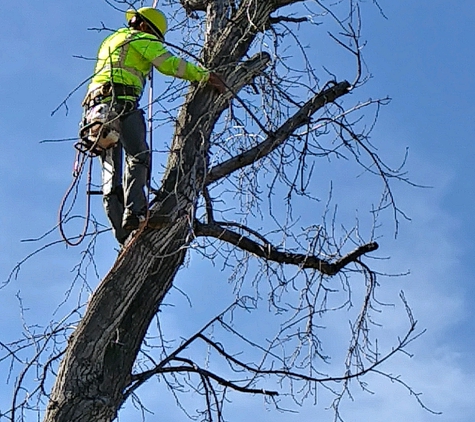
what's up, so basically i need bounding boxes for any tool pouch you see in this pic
[76,103,120,156]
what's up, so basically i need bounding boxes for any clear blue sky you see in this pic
[1,1,474,421]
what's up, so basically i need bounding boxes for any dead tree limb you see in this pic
[205,81,351,185]
[194,221,378,275]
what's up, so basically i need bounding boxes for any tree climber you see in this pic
[81,7,226,245]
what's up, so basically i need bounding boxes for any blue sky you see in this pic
[1,1,474,421]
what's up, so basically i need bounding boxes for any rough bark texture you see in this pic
[43,2,353,421]
[44,223,188,421]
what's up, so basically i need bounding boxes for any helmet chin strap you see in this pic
[142,18,164,40]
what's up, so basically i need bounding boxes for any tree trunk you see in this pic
[44,75,220,421]
[44,224,189,421]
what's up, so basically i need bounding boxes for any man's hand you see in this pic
[207,72,226,94]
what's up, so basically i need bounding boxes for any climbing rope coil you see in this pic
[58,149,94,247]
[58,104,121,246]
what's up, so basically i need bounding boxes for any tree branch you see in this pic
[220,52,272,104]
[127,314,418,402]
[197,328,419,385]
[269,15,309,25]
[273,0,306,10]
[194,221,378,275]
[205,80,351,185]
[140,362,279,397]
[180,0,207,13]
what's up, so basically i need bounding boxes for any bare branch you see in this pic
[269,15,309,25]
[273,0,306,9]
[148,362,279,397]
[205,81,351,185]
[194,221,378,275]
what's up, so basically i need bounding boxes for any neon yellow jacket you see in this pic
[86,28,209,100]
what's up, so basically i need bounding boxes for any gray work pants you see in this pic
[101,106,149,243]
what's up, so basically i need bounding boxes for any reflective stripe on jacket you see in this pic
[86,28,209,100]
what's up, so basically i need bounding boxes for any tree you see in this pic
[2,1,426,421]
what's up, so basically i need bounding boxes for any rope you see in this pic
[146,71,154,219]
[144,0,158,224]
[58,151,94,246]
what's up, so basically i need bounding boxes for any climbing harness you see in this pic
[58,93,121,246]
[76,103,120,156]
[76,81,140,156]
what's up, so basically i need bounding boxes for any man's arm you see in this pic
[152,54,209,82]
[133,34,226,93]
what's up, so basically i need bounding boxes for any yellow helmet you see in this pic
[126,7,168,38]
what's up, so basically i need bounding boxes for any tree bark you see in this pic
[44,223,190,421]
